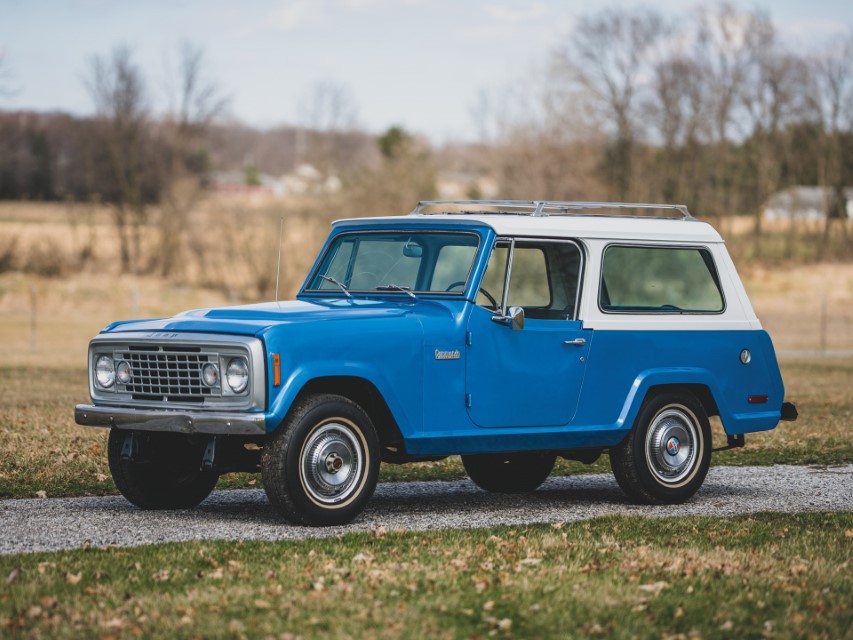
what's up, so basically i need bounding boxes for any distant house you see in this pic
[207,164,341,200]
[436,171,499,200]
[279,163,342,196]
[208,170,279,197]
[763,186,853,222]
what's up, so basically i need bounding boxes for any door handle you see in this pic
[564,338,586,346]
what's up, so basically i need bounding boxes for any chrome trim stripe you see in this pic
[75,404,266,435]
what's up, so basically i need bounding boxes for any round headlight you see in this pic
[226,358,249,393]
[201,362,219,387]
[116,360,132,384]
[95,355,115,388]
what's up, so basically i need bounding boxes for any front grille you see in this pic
[120,350,218,401]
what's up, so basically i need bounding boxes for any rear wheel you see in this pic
[107,429,218,509]
[462,452,556,492]
[610,391,711,504]
[261,394,379,526]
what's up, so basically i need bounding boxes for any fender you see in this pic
[265,361,419,436]
[614,368,724,433]
[613,367,780,436]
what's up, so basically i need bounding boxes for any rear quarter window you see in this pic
[600,245,724,313]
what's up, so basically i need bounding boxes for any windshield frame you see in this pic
[301,229,483,298]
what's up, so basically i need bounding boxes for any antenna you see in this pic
[275,217,283,304]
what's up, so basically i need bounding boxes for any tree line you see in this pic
[484,3,853,257]
[1,3,852,271]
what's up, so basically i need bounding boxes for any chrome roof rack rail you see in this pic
[409,200,695,221]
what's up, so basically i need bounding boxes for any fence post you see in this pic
[29,285,37,352]
[819,292,828,354]
[130,283,139,317]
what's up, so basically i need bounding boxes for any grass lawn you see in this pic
[1,357,851,498]
[1,513,851,639]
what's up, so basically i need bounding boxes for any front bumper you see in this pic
[75,404,266,435]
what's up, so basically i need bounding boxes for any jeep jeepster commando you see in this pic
[75,200,798,526]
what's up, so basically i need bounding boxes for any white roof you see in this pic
[334,213,724,243]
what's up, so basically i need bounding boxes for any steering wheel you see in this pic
[477,287,498,309]
[445,281,497,309]
[445,281,467,292]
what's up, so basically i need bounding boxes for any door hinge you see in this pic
[465,393,472,408]
[465,331,472,346]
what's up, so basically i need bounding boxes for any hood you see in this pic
[101,298,416,337]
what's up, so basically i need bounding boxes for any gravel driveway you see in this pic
[2,464,851,555]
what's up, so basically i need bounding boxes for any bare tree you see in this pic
[86,46,154,272]
[642,36,711,208]
[297,82,359,177]
[741,38,809,256]
[810,33,853,248]
[558,8,670,199]
[691,3,777,217]
[157,42,229,276]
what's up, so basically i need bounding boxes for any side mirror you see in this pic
[491,306,525,330]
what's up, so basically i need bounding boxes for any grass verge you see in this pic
[1,358,851,499]
[1,512,851,639]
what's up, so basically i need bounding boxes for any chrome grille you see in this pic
[119,349,218,400]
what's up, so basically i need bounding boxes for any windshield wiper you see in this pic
[319,275,352,299]
[375,284,417,300]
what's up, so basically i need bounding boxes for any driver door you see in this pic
[465,239,590,428]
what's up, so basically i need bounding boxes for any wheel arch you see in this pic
[643,383,719,418]
[615,369,728,438]
[278,376,405,451]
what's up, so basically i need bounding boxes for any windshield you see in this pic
[306,231,480,295]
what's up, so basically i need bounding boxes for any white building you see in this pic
[763,186,853,222]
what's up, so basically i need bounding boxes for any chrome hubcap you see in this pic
[300,422,363,505]
[645,408,698,485]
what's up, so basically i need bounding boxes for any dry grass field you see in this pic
[1,200,852,498]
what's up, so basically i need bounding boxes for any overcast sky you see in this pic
[2,0,852,142]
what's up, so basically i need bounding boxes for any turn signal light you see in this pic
[273,353,281,387]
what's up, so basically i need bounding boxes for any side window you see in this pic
[431,244,478,291]
[477,243,508,309]
[600,246,724,312]
[507,247,549,308]
[478,239,582,320]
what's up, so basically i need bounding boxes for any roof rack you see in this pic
[409,200,695,221]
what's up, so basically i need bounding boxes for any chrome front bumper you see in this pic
[75,404,267,435]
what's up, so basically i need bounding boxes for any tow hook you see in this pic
[202,435,217,471]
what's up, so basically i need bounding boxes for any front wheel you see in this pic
[610,391,711,504]
[462,452,556,492]
[261,394,379,526]
[107,429,219,509]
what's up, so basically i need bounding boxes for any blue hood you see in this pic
[101,298,416,337]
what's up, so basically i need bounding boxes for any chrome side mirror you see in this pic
[491,306,524,330]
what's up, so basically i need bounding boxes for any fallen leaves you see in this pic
[64,572,82,585]
[638,581,670,596]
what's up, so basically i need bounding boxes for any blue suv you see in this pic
[75,201,797,525]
